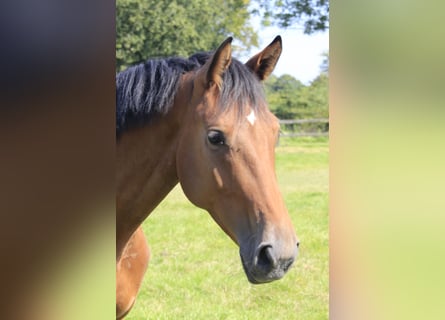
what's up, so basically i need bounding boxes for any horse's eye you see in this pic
[207,130,225,146]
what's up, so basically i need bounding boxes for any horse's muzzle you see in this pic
[240,242,299,284]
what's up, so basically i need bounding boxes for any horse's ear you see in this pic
[245,35,282,81]
[202,37,233,89]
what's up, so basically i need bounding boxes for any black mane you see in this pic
[116,52,265,136]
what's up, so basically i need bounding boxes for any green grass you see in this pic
[129,137,328,319]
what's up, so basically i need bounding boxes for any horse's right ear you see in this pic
[199,37,233,89]
[245,36,282,81]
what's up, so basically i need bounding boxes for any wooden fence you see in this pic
[279,118,329,137]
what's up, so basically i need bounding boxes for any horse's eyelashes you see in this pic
[207,130,226,146]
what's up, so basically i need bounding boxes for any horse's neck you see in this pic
[116,113,182,256]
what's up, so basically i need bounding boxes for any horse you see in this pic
[116,36,299,319]
[116,226,149,319]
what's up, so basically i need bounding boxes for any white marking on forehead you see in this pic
[246,110,256,126]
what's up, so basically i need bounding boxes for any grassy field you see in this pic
[129,137,328,319]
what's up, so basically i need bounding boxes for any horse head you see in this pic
[176,36,299,283]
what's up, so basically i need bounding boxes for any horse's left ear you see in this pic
[245,35,282,81]
[202,37,233,89]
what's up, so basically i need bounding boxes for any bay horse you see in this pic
[116,36,299,319]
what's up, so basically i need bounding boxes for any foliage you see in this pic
[255,0,329,34]
[129,137,328,319]
[265,72,328,120]
[116,0,258,71]
[320,50,329,74]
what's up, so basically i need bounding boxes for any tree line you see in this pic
[265,68,328,120]
[117,0,329,120]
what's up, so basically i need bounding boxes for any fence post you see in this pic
[278,118,329,137]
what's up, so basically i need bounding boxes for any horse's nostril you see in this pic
[296,242,300,248]
[257,245,277,271]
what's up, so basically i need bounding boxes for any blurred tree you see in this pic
[265,74,303,119]
[306,73,328,116]
[255,0,329,34]
[320,50,329,74]
[116,0,258,71]
[264,72,328,119]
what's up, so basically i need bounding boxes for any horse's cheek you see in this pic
[176,139,207,208]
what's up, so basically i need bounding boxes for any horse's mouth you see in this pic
[240,254,262,284]
[239,252,285,284]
